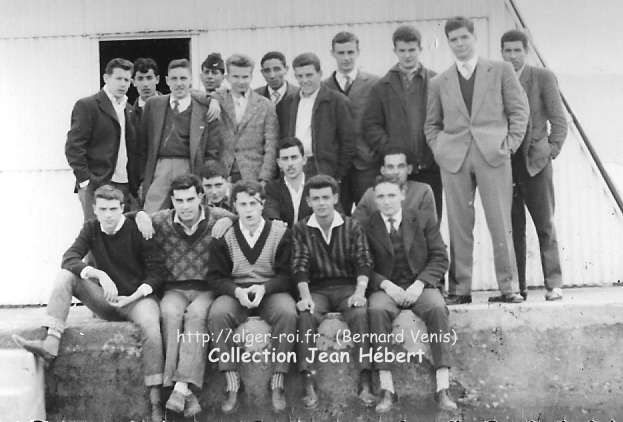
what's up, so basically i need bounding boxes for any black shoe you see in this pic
[488,293,524,303]
[445,295,472,305]
[520,290,528,301]
[435,388,457,411]
[375,389,396,413]
[12,334,56,362]
[301,372,318,409]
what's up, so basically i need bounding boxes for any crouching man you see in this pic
[13,185,166,422]
[207,180,297,414]
[363,175,457,412]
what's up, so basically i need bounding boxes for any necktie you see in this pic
[388,217,398,236]
[172,99,180,114]
[461,62,472,79]
[343,75,352,92]
[271,90,281,104]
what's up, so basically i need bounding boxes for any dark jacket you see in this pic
[255,82,299,139]
[263,178,312,227]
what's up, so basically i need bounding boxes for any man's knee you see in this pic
[160,300,184,322]
[55,269,78,290]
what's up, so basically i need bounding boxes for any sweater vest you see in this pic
[390,225,413,286]
[159,104,192,157]
[458,67,476,116]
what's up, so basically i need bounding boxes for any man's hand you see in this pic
[247,284,266,308]
[347,290,367,308]
[206,98,221,122]
[404,280,425,306]
[382,280,408,306]
[110,295,137,308]
[212,217,233,238]
[135,211,155,240]
[296,296,315,314]
[94,270,118,302]
[234,287,254,309]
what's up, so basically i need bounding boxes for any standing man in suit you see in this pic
[324,32,379,213]
[255,51,299,138]
[425,17,529,304]
[501,30,567,301]
[213,54,279,184]
[200,53,226,94]
[282,53,355,186]
[66,58,140,221]
[131,57,160,123]
[264,137,312,226]
[141,59,223,213]
[363,25,442,219]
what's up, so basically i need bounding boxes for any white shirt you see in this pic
[306,211,344,244]
[169,94,191,113]
[336,69,358,91]
[173,206,206,236]
[239,218,266,248]
[381,208,402,234]
[232,90,250,123]
[138,97,146,108]
[456,55,479,80]
[295,88,319,157]
[284,174,305,224]
[103,86,128,184]
[269,82,288,105]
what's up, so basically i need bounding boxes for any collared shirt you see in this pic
[306,211,344,244]
[284,174,305,224]
[173,206,206,236]
[232,89,250,123]
[516,63,527,78]
[269,82,288,105]
[239,218,266,248]
[138,97,147,108]
[169,94,191,113]
[100,215,126,235]
[103,85,128,184]
[456,55,479,80]
[397,63,422,89]
[295,88,319,157]
[381,208,403,234]
[336,69,358,91]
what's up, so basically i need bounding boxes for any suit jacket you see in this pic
[323,71,380,170]
[263,178,312,227]
[140,94,222,197]
[213,89,278,181]
[518,65,567,176]
[364,207,448,291]
[65,90,140,194]
[425,58,529,173]
[254,82,299,139]
[281,85,356,179]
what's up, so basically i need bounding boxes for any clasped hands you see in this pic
[235,284,266,309]
[382,279,425,307]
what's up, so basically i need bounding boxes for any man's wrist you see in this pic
[80,266,96,279]
[79,180,89,189]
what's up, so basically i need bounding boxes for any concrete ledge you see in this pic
[2,287,623,421]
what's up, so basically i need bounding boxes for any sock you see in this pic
[379,370,395,394]
[270,373,284,391]
[173,381,190,396]
[149,386,161,405]
[44,328,62,356]
[225,371,240,392]
[436,367,450,392]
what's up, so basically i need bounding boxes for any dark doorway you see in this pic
[99,38,190,104]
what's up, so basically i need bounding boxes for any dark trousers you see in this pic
[208,292,297,374]
[297,284,371,373]
[368,288,450,370]
[511,156,562,292]
[340,167,379,216]
[409,167,443,222]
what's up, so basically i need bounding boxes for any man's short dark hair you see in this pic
[199,161,228,180]
[444,16,475,37]
[292,53,321,72]
[260,51,287,67]
[94,184,125,203]
[381,147,413,166]
[168,59,191,72]
[104,58,133,75]
[226,54,255,72]
[231,180,265,203]
[501,29,529,49]
[332,31,359,49]
[373,174,404,190]
[392,25,422,48]
[305,174,339,196]
[169,174,204,196]
[133,57,159,77]
[277,137,305,157]
[202,52,225,73]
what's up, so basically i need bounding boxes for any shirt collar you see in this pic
[100,215,126,235]
[284,173,305,193]
[336,68,358,83]
[381,208,402,228]
[307,211,344,230]
[516,63,527,77]
[300,87,320,100]
[239,217,266,237]
[269,81,288,98]
[173,206,206,235]
[138,97,146,108]
[103,86,127,107]
[456,55,479,73]
[169,94,191,112]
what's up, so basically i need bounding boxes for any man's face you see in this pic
[171,186,203,224]
[202,176,228,204]
[133,69,159,101]
[93,198,124,232]
[331,41,359,74]
[447,27,477,61]
[501,40,527,72]
[393,40,422,71]
[260,59,288,90]
[380,153,412,184]
[227,65,253,95]
[294,64,322,96]
[307,187,338,218]
[277,146,306,180]
[234,191,264,229]
[374,182,405,217]
[200,68,224,92]
[166,66,192,100]
[103,68,132,100]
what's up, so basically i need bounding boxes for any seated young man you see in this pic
[206,180,297,414]
[364,175,457,412]
[135,174,234,417]
[292,174,375,409]
[200,161,231,211]
[13,185,166,422]
[263,137,312,227]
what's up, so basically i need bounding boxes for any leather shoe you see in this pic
[271,388,287,412]
[302,372,318,409]
[183,392,202,418]
[375,389,396,413]
[444,295,472,305]
[165,390,185,413]
[488,293,524,303]
[12,334,56,362]
[520,290,528,301]
[435,388,457,411]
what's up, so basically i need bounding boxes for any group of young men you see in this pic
[13,15,568,420]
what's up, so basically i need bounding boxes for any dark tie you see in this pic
[388,216,398,236]
[343,75,352,93]
[172,99,180,114]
